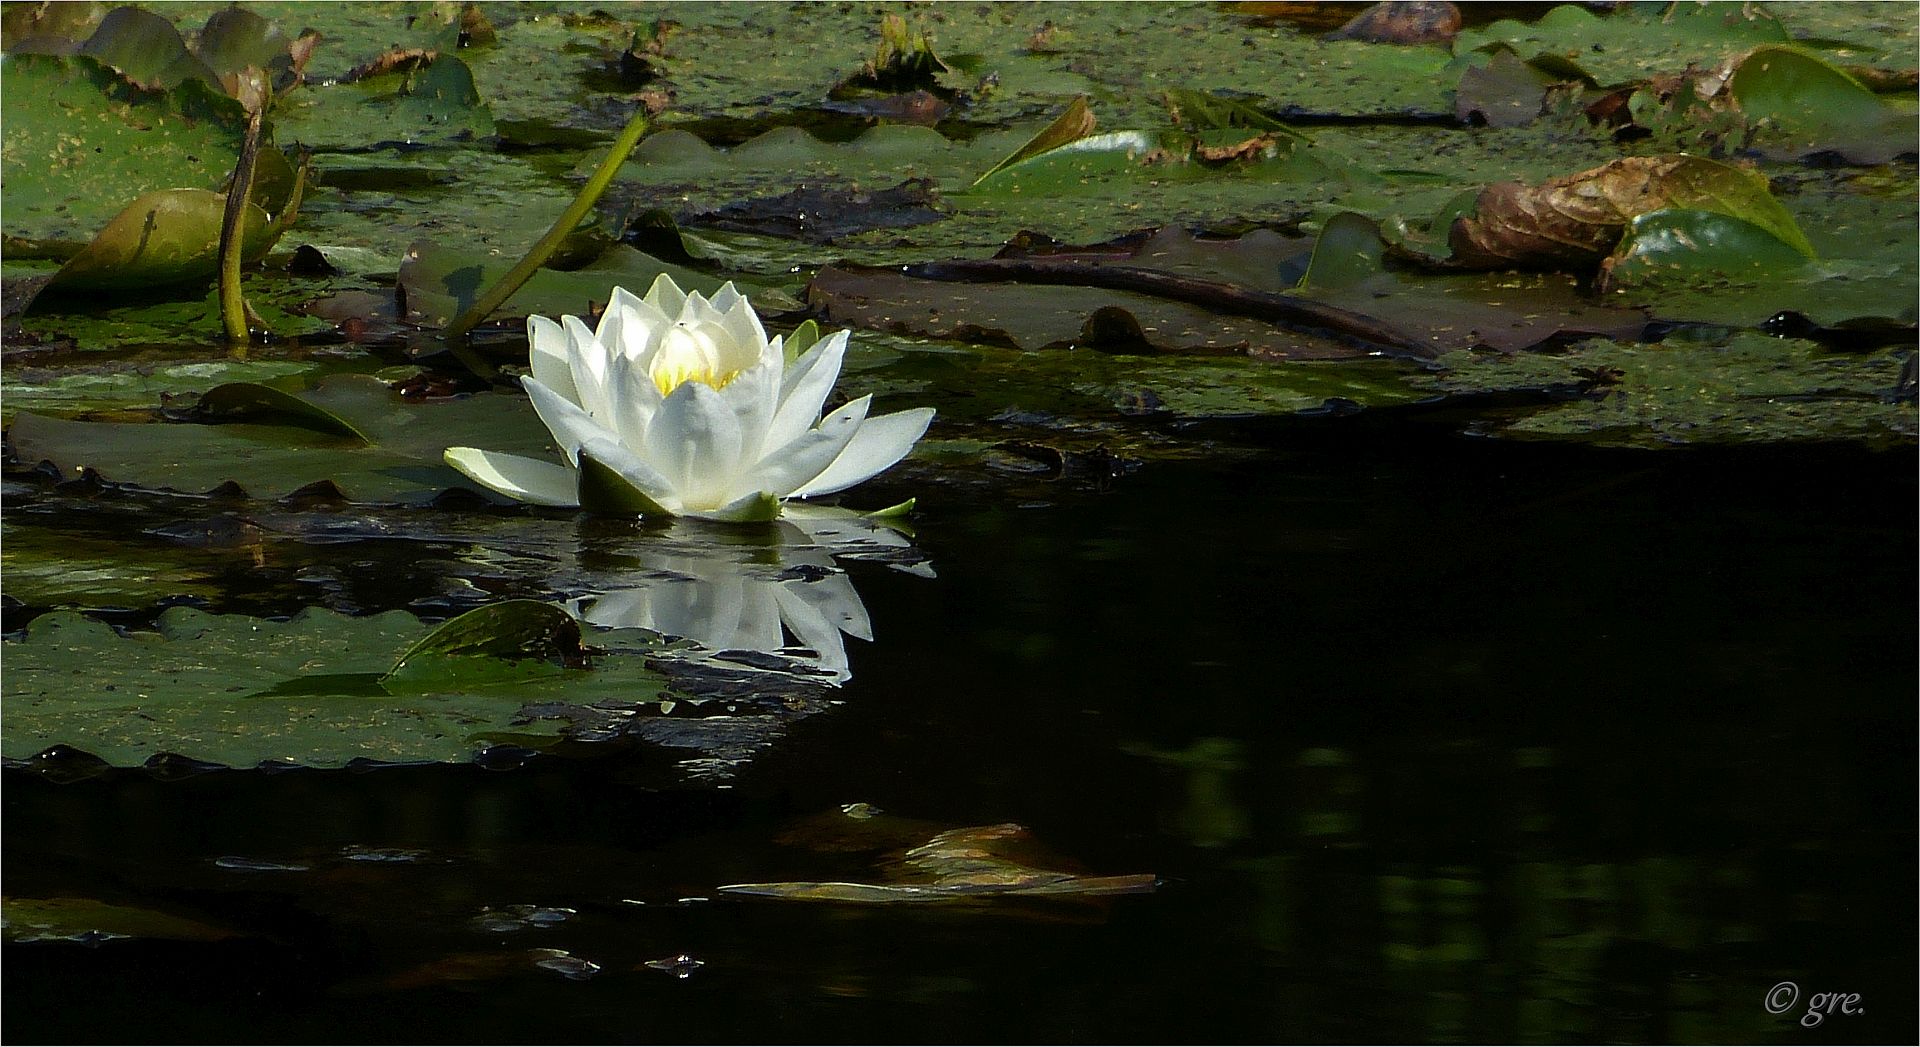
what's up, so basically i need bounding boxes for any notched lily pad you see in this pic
[1727,45,1918,164]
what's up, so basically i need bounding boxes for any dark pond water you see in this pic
[5,419,1915,1043]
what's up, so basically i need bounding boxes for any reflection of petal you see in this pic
[771,583,854,682]
[783,571,872,643]
[575,588,657,631]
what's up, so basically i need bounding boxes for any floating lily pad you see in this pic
[0,53,286,255]
[1421,332,1914,448]
[1452,4,1790,87]
[0,603,674,769]
[2,896,238,944]
[811,225,1648,359]
[1727,45,1918,163]
[7,374,555,503]
[275,52,495,151]
[42,188,280,292]
[1602,207,1814,288]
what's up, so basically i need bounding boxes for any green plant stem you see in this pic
[217,107,265,345]
[445,106,651,342]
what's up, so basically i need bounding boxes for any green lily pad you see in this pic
[0,603,673,769]
[397,241,798,330]
[1728,45,1917,163]
[1421,332,1913,448]
[7,374,555,503]
[1453,4,1789,86]
[0,53,282,255]
[3,897,238,944]
[1603,207,1814,288]
[275,52,495,150]
[73,6,220,91]
[42,188,279,292]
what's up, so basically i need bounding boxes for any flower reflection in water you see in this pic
[567,507,925,685]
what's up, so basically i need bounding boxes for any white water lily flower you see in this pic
[445,275,934,521]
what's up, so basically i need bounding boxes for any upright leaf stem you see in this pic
[445,106,651,342]
[218,106,265,345]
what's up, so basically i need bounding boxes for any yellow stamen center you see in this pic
[649,322,740,396]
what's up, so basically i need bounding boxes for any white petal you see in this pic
[624,296,674,365]
[523,376,619,465]
[527,315,580,406]
[712,283,770,359]
[747,395,871,498]
[722,346,781,461]
[562,315,613,421]
[680,490,781,523]
[443,447,579,507]
[764,329,848,453]
[596,286,643,353]
[789,406,934,499]
[605,347,664,449]
[644,380,745,508]
[577,433,682,514]
[645,273,688,317]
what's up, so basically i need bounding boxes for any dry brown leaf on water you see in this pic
[1447,155,1802,270]
[342,46,436,83]
[1326,1,1462,44]
[720,819,1157,904]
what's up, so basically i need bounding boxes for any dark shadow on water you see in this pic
[4,429,1915,1042]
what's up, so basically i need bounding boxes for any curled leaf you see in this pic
[1448,155,1813,271]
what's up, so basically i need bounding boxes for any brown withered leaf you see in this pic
[342,46,436,83]
[1193,133,1279,164]
[720,819,1157,904]
[1448,155,1805,270]
[1326,1,1461,44]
